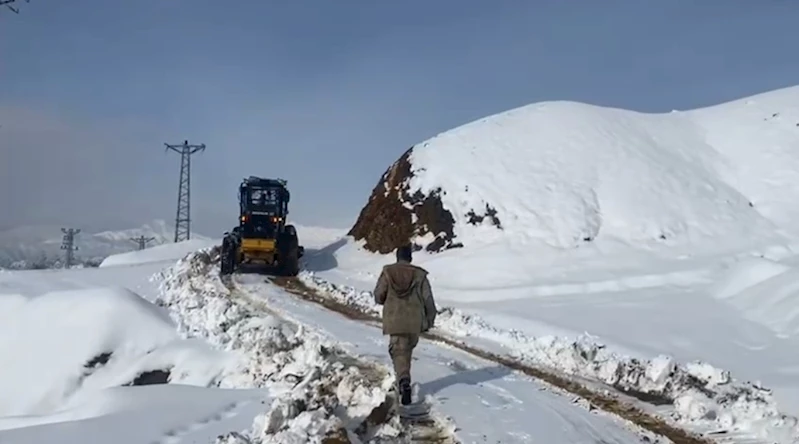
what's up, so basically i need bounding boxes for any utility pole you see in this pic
[1,0,30,13]
[130,235,155,251]
[165,140,205,243]
[60,228,80,268]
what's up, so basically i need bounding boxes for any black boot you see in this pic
[398,376,412,406]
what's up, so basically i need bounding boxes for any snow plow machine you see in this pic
[219,176,304,277]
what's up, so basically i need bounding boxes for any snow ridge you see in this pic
[153,248,408,443]
[298,270,799,443]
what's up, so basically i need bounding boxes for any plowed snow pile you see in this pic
[155,247,410,443]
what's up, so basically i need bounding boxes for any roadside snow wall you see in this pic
[154,247,410,443]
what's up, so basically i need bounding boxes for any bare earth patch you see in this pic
[348,148,463,254]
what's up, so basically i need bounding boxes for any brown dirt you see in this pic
[322,426,352,444]
[270,276,714,444]
[347,147,462,254]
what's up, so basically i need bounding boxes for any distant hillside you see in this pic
[0,220,210,269]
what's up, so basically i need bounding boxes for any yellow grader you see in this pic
[219,176,303,276]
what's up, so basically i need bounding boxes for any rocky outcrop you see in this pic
[348,147,465,254]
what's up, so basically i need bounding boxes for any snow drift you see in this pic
[350,86,799,255]
[0,287,232,419]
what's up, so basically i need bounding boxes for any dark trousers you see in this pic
[388,333,419,382]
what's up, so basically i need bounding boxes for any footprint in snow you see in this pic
[154,401,247,444]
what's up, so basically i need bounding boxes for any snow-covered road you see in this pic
[233,274,661,444]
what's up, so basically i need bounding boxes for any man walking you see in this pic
[373,244,437,405]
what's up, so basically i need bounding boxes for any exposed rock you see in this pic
[84,352,112,369]
[465,203,502,229]
[348,147,463,254]
[321,426,352,444]
[124,369,171,386]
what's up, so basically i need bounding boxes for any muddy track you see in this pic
[267,275,714,444]
[221,275,457,444]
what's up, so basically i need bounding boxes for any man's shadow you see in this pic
[420,363,512,396]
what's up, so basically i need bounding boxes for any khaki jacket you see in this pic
[373,260,437,335]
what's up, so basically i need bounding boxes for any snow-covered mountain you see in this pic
[351,85,799,258]
[0,220,210,269]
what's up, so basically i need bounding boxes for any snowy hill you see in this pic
[350,85,799,257]
[0,220,210,269]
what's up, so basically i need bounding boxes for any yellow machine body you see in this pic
[239,237,278,265]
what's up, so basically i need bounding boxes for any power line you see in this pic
[130,235,156,251]
[164,140,205,243]
[60,228,80,268]
[1,0,30,14]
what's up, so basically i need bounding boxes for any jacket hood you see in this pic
[385,262,424,299]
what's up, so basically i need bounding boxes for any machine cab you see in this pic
[238,177,290,239]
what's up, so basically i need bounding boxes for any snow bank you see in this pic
[99,239,218,268]
[298,271,799,443]
[0,287,232,418]
[154,247,410,443]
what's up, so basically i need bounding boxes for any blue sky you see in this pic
[2,0,798,235]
